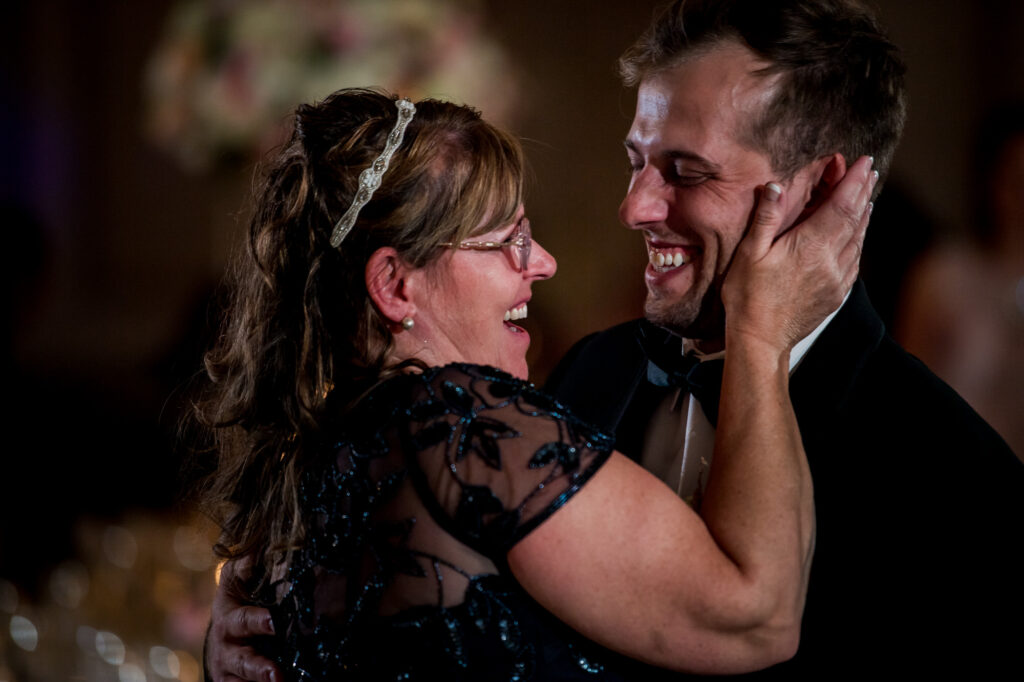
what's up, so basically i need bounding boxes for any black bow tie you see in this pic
[636,321,725,427]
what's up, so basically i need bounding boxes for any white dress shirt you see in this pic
[640,298,846,505]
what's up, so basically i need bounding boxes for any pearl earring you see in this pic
[401,317,415,330]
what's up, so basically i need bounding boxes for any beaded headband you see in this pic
[330,98,417,248]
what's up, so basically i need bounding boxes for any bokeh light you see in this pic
[150,645,181,678]
[96,630,127,665]
[118,662,147,682]
[176,649,201,682]
[10,614,39,651]
[102,526,139,569]
[49,560,90,609]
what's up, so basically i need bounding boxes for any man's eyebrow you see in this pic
[623,140,721,172]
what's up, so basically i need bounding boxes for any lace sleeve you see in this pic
[401,363,614,560]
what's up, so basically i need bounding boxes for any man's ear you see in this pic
[805,153,847,212]
[365,247,416,325]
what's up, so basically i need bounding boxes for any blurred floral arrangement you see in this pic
[144,0,520,172]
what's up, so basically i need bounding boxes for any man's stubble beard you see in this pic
[643,275,727,345]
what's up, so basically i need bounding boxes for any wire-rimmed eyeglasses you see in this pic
[440,218,532,271]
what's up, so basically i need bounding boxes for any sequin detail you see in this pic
[263,363,616,680]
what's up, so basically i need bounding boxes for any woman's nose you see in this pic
[528,240,557,280]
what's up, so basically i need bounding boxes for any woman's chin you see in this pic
[499,324,531,379]
[500,355,530,381]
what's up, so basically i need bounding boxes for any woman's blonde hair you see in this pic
[195,88,525,572]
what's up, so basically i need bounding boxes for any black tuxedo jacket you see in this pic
[545,281,1023,677]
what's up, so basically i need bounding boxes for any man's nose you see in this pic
[619,167,669,230]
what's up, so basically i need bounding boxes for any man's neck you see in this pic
[686,337,725,355]
[676,289,851,370]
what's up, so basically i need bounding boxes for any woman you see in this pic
[199,88,873,680]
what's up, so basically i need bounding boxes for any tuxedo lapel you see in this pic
[543,321,652,449]
[789,280,885,426]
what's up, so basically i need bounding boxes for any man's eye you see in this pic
[670,167,709,186]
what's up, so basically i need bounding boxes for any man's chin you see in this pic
[644,297,698,335]
[644,295,725,345]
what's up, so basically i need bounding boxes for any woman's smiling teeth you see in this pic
[648,247,692,272]
[504,303,528,322]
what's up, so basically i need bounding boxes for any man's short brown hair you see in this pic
[620,0,907,184]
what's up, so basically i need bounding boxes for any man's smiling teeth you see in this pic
[504,303,528,322]
[648,247,691,272]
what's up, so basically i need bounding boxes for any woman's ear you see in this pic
[365,247,415,325]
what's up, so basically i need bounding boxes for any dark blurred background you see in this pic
[2,1,1022,679]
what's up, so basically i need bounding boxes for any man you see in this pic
[547,0,1023,676]
[207,1,1022,678]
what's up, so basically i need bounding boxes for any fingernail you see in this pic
[868,155,875,166]
[764,182,782,202]
[868,201,874,214]
[872,170,879,182]
[264,613,275,634]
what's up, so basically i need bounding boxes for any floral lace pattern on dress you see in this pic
[266,364,614,681]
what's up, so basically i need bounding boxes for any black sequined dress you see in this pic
[263,363,635,681]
